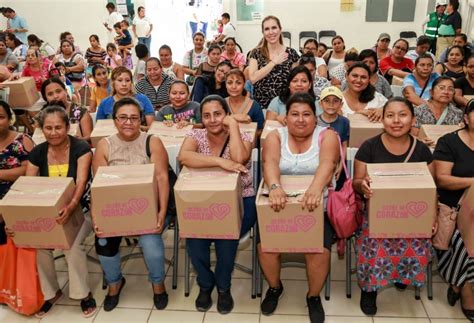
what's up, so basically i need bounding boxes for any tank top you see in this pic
[162,62,177,79]
[105,132,149,166]
[327,56,344,74]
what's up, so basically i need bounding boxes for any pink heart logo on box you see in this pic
[295,215,316,232]
[407,201,428,218]
[128,198,149,215]
[209,203,231,220]
[36,218,55,232]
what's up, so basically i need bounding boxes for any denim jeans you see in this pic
[138,37,151,50]
[186,196,257,291]
[98,233,166,285]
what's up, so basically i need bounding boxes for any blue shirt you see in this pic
[317,114,350,143]
[96,94,155,121]
[268,96,323,117]
[247,100,265,129]
[402,73,439,100]
[9,15,28,44]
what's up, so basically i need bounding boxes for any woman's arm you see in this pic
[317,64,328,78]
[225,116,251,164]
[248,58,275,84]
[25,161,40,176]
[434,160,473,191]
[78,112,93,141]
[92,139,109,175]
[387,68,410,79]
[175,64,185,80]
[403,86,426,106]
[149,136,169,232]
[67,56,85,73]
[352,159,371,197]
[454,88,468,108]
[0,160,28,182]
[434,64,444,76]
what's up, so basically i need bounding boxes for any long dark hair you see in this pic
[346,63,375,103]
[279,65,315,104]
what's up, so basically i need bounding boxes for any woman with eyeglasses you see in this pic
[302,38,328,78]
[93,97,170,312]
[97,66,155,130]
[412,76,464,145]
[191,61,232,103]
[435,45,465,81]
[379,39,415,84]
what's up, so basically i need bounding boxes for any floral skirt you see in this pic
[355,217,431,292]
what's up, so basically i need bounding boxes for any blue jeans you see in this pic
[138,37,151,50]
[186,196,257,291]
[98,233,166,285]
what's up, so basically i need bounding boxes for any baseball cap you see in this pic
[436,0,447,7]
[320,86,343,101]
[378,33,391,41]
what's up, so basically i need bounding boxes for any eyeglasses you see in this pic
[393,45,408,53]
[115,115,141,124]
[435,85,455,93]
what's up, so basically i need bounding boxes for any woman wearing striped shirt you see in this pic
[135,57,173,111]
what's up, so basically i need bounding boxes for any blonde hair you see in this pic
[110,66,135,96]
[260,15,283,62]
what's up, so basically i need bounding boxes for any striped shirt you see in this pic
[135,73,173,111]
[85,47,106,66]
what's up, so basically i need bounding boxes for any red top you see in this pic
[22,58,52,91]
[379,56,414,76]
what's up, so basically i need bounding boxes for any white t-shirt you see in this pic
[341,91,387,117]
[315,57,326,68]
[106,11,124,41]
[133,16,152,38]
[222,22,236,39]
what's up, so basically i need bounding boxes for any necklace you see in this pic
[49,142,70,177]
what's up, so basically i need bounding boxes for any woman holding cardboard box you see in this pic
[352,97,434,316]
[259,92,339,323]
[433,101,474,321]
[93,97,170,312]
[24,105,97,318]
[178,95,257,314]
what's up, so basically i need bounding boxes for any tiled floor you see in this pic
[0,231,471,323]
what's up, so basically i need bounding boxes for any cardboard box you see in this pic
[367,162,437,238]
[260,120,283,145]
[348,113,384,148]
[32,123,81,145]
[418,124,462,146]
[174,167,243,239]
[91,164,158,238]
[2,77,39,108]
[0,176,84,249]
[256,176,324,253]
[457,184,474,257]
[90,120,117,147]
[238,122,258,145]
[147,121,193,148]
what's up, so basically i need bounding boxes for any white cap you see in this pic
[436,0,447,7]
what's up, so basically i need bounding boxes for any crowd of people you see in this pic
[0,1,473,323]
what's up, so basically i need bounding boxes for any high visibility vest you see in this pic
[425,12,447,39]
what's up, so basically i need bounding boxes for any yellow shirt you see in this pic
[90,86,108,106]
[48,164,69,177]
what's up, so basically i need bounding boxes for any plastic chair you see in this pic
[318,30,337,49]
[299,31,318,52]
[183,148,260,298]
[391,85,403,98]
[282,31,291,48]
[400,31,417,50]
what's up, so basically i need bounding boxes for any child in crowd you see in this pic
[114,21,133,62]
[155,80,201,127]
[105,43,123,69]
[51,61,79,104]
[134,43,149,82]
[195,44,222,77]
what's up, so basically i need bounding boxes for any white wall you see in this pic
[1,0,473,57]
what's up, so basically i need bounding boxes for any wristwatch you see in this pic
[270,183,281,191]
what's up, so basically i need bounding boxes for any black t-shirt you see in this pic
[433,130,474,207]
[355,134,433,164]
[444,11,462,32]
[28,136,92,210]
[454,76,474,96]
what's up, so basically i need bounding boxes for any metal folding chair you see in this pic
[299,31,318,51]
[318,30,337,49]
[282,31,292,48]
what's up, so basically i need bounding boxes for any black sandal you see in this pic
[34,292,63,318]
[80,294,98,318]
[103,277,126,312]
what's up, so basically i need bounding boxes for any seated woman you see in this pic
[97,66,155,130]
[224,69,264,129]
[267,65,319,125]
[316,43,327,59]
[27,34,55,61]
[41,78,93,141]
[341,63,387,121]
[191,61,232,103]
[135,57,173,111]
[85,35,106,70]
[25,105,97,318]
[104,43,123,69]
[0,38,19,72]
[53,40,85,90]
[372,33,391,62]
[195,44,222,78]
[435,45,465,81]
[22,48,52,92]
[156,80,201,126]
[402,53,439,106]
[353,97,434,316]
[329,48,358,86]
[5,32,27,63]
[299,53,330,100]
[178,95,257,314]
[93,97,170,312]
[301,38,328,78]
[323,35,346,74]
[454,56,474,108]
[341,49,392,99]
[412,76,464,144]
[89,64,110,113]
[182,32,208,85]
[433,101,474,322]
[259,93,339,323]
[379,39,414,84]
[220,38,246,71]
[159,45,184,80]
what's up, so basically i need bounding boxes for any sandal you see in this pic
[80,293,98,318]
[103,277,126,312]
[35,291,63,318]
